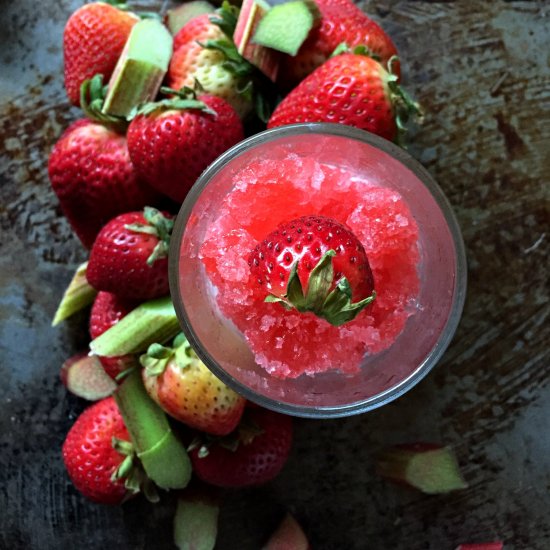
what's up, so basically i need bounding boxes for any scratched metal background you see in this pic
[1,1,549,548]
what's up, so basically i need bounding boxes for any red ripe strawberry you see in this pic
[89,292,138,380]
[86,207,174,301]
[269,53,420,142]
[248,215,375,326]
[140,334,246,435]
[48,119,161,249]
[167,14,254,117]
[172,12,217,52]
[62,397,135,504]
[279,0,399,88]
[190,408,293,488]
[64,2,138,106]
[127,91,244,203]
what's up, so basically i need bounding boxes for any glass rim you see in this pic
[169,123,468,418]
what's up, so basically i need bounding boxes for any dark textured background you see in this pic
[1,1,549,548]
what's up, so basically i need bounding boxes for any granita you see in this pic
[199,153,420,379]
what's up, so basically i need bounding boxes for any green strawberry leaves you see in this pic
[124,206,174,266]
[80,74,128,133]
[265,250,376,326]
[140,333,196,377]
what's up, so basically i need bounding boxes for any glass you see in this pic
[169,123,467,418]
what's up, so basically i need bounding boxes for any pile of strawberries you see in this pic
[47,0,495,548]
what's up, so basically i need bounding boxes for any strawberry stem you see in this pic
[115,370,192,490]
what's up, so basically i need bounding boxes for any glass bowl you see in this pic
[169,123,467,418]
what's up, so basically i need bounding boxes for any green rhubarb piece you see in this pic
[61,353,117,400]
[173,491,219,550]
[102,19,173,118]
[52,262,97,326]
[89,296,180,357]
[166,1,215,35]
[115,370,191,490]
[233,0,279,82]
[376,444,468,494]
[252,1,314,56]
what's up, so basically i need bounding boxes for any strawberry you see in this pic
[190,407,293,488]
[64,2,138,106]
[279,0,399,88]
[167,6,270,119]
[86,207,174,301]
[140,333,246,436]
[127,89,244,203]
[248,215,376,326]
[48,119,161,249]
[268,52,419,142]
[62,397,139,504]
[90,291,139,380]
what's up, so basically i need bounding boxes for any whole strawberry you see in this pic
[127,88,244,203]
[64,2,138,106]
[90,292,139,380]
[249,215,375,326]
[167,12,257,118]
[190,407,293,488]
[86,207,173,301]
[48,119,161,249]
[280,0,399,88]
[62,397,137,504]
[268,52,419,142]
[140,333,246,435]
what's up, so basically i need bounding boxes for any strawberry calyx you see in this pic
[330,42,381,62]
[386,55,424,133]
[188,410,264,458]
[124,206,174,266]
[265,250,376,326]
[111,436,160,502]
[140,333,195,377]
[130,85,218,118]
[80,75,128,134]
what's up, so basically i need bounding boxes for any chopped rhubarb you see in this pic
[166,1,215,36]
[89,296,180,357]
[252,1,316,56]
[233,0,280,81]
[102,19,173,118]
[52,262,97,326]
[61,353,117,400]
[173,489,220,550]
[376,443,468,494]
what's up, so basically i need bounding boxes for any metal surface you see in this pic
[1,1,548,548]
